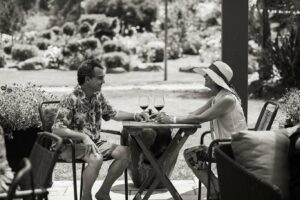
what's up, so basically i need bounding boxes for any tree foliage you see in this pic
[84,0,158,33]
[51,0,82,25]
[0,0,25,34]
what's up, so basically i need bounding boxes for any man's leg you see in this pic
[95,145,130,200]
[81,153,103,200]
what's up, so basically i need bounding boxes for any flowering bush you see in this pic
[279,88,300,126]
[0,83,56,138]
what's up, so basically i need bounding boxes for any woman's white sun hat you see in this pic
[193,61,233,92]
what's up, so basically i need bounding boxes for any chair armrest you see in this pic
[200,130,212,144]
[101,129,122,136]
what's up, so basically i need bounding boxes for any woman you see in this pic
[154,61,247,199]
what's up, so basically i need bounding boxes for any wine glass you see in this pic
[154,94,165,112]
[139,94,150,111]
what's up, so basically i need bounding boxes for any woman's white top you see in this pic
[211,89,247,139]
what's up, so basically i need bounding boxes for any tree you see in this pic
[84,0,158,34]
[51,0,82,25]
[0,0,25,34]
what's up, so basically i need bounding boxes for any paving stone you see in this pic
[48,180,200,200]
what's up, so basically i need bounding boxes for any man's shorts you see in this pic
[59,140,118,162]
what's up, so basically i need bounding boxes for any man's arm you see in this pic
[52,127,87,141]
[112,111,149,121]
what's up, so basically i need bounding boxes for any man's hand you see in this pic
[134,112,150,122]
[0,174,11,192]
[82,135,101,157]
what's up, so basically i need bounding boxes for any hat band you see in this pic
[209,64,231,86]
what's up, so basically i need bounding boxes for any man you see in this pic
[52,59,148,200]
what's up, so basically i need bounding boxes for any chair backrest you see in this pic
[38,101,60,132]
[215,144,283,200]
[254,101,279,131]
[6,158,32,200]
[22,132,63,189]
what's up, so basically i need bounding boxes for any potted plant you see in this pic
[0,83,56,171]
[279,88,300,127]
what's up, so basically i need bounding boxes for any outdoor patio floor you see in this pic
[48,179,206,200]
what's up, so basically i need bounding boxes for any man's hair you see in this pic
[77,59,105,85]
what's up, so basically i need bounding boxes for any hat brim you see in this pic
[193,67,232,92]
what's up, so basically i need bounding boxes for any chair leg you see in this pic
[80,163,85,200]
[198,180,202,200]
[124,169,128,200]
[72,145,78,200]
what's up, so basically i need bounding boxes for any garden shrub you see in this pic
[279,88,300,126]
[67,53,84,70]
[102,40,129,54]
[168,41,182,59]
[137,32,158,46]
[3,45,12,55]
[102,52,130,71]
[67,41,81,53]
[167,29,183,59]
[93,17,116,40]
[51,26,61,35]
[79,21,92,37]
[62,47,71,57]
[138,41,164,63]
[80,37,99,51]
[18,57,47,70]
[44,46,63,69]
[35,39,50,50]
[182,32,202,55]
[78,14,106,26]
[62,22,76,36]
[0,53,6,68]
[41,30,52,40]
[11,44,39,61]
[118,36,139,54]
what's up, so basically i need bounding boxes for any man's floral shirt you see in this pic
[52,85,117,142]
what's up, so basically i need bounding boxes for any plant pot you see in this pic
[5,127,40,172]
[124,128,179,189]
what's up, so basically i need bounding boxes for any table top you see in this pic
[122,121,202,129]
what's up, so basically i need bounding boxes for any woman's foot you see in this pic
[95,191,111,200]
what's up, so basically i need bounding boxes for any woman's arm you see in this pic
[157,95,235,124]
[189,98,213,115]
[177,95,235,124]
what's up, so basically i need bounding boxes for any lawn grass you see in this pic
[0,55,203,87]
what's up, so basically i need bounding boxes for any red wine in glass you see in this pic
[139,94,150,111]
[154,105,164,111]
[154,94,165,112]
[140,105,148,110]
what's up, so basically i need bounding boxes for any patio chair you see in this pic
[184,100,279,200]
[214,144,283,200]
[2,158,33,200]
[38,101,128,200]
[0,132,63,200]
